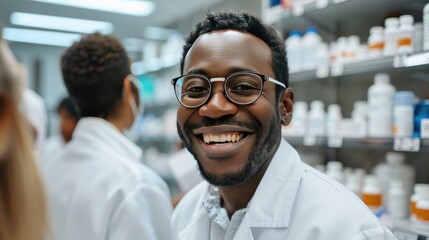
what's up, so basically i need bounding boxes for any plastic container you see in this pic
[424,3,429,50]
[368,73,396,137]
[326,104,342,137]
[397,15,414,54]
[316,42,330,68]
[374,152,415,202]
[302,27,322,70]
[393,91,415,137]
[410,184,429,221]
[283,101,307,136]
[414,100,429,138]
[384,18,400,56]
[307,100,325,137]
[326,161,344,184]
[387,180,408,220]
[414,23,423,52]
[346,173,361,197]
[286,30,302,73]
[415,193,429,229]
[362,175,383,213]
[368,26,384,58]
[345,35,360,63]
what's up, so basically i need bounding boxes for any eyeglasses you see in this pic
[171,72,286,108]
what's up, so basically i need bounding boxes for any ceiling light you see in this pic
[10,12,113,34]
[31,0,155,17]
[3,28,81,47]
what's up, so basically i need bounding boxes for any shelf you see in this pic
[284,136,429,152]
[393,220,429,239]
[264,0,421,33]
[289,51,429,83]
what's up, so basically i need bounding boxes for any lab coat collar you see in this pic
[246,138,305,228]
[73,117,142,162]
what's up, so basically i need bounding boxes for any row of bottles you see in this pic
[315,153,428,231]
[283,73,429,138]
[285,14,422,73]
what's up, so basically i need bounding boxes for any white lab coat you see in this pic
[172,139,397,240]
[45,117,173,240]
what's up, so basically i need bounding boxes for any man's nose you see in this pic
[198,84,238,119]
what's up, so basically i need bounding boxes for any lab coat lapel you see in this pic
[180,206,211,240]
[246,139,305,231]
[233,215,255,240]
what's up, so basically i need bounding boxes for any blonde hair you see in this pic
[0,37,47,240]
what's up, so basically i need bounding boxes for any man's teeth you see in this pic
[203,133,243,143]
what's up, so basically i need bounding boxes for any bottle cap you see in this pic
[414,184,429,194]
[327,161,343,171]
[328,104,341,113]
[310,100,324,110]
[370,26,384,35]
[385,18,399,28]
[399,15,414,25]
[289,30,302,37]
[374,73,390,84]
[395,91,415,106]
[386,152,405,165]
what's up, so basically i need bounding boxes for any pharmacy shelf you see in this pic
[284,136,429,152]
[393,220,429,238]
[289,51,429,83]
[264,0,421,32]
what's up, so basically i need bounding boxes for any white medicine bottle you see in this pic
[302,27,322,70]
[387,180,408,220]
[325,161,344,184]
[384,18,400,56]
[398,15,414,54]
[326,104,342,137]
[286,30,302,73]
[362,175,383,213]
[410,184,429,221]
[393,91,415,137]
[424,3,429,50]
[368,26,384,58]
[368,73,396,137]
[307,100,326,137]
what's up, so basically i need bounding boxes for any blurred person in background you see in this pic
[44,33,173,240]
[0,27,47,240]
[43,96,79,165]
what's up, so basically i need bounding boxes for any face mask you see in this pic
[126,75,144,128]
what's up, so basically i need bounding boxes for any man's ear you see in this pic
[278,87,294,126]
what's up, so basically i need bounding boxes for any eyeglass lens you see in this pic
[175,73,263,108]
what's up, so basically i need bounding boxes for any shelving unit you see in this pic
[289,51,429,82]
[264,0,429,237]
[284,136,429,152]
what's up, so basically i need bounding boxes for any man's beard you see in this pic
[177,114,281,187]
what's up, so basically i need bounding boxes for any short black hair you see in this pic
[61,33,131,118]
[180,10,289,89]
[57,97,79,118]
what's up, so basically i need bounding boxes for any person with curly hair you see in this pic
[0,27,47,240]
[44,33,173,240]
[171,10,397,239]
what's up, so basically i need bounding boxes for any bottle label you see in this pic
[362,193,382,207]
[368,42,384,50]
[416,207,429,221]
[398,37,413,47]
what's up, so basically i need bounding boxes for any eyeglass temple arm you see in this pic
[267,77,286,88]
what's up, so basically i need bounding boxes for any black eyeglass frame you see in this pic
[171,71,286,109]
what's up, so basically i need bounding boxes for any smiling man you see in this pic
[171,10,397,240]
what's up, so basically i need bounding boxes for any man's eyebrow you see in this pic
[185,67,257,76]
